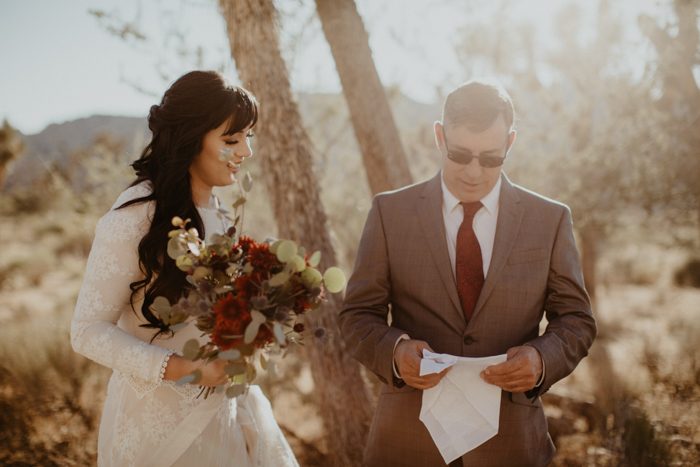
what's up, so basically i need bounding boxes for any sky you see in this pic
[1,0,668,135]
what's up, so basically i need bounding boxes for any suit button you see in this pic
[463,336,475,345]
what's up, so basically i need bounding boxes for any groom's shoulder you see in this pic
[511,181,570,214]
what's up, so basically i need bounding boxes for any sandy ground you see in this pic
[1,206,698,465]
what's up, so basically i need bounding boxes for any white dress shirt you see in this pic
[441,174,501,279]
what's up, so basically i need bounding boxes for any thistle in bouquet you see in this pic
[150,172,347,398]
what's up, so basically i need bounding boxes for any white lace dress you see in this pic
[71,182,298,467]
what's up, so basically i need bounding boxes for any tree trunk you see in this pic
[639,1,700,111]
[639,0,700,241]
[218,1,372,465]
[315,0,413,194]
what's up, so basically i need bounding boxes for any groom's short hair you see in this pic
[442,80,514,132]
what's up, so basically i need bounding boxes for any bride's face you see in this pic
[189,119,254,188]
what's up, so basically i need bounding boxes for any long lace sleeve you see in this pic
[70,196,172,383]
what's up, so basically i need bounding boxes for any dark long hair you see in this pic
[118,70,258,335]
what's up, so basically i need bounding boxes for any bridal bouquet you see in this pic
[151,175,346,398]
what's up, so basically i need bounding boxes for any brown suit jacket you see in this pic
[340,173,596,467]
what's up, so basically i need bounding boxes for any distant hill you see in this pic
[3,115,148,191]
[2,92,440,191]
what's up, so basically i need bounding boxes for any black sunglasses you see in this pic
[442,128,507,168]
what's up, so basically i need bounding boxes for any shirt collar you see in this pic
[440,172,502,215]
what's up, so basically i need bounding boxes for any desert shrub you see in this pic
[666,318,700,392]
[0,315,107,466]
[621,405,671,467]
[586,339,674,466]
[673,257,700,288]
[599,244,665,286]
[54,226,95,258]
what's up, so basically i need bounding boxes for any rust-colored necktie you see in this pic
[456,201,484,322]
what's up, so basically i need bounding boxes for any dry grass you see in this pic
[548,283,700,467]
[0,313,108,466]
[1,151,699,465]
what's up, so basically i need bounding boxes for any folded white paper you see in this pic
[419,349,507,464]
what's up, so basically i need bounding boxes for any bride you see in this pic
[70,70,298,467]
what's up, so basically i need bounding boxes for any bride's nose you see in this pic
[238,141,253,159]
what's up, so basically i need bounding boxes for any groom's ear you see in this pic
[433,121,444,152]
[506,129,517,154]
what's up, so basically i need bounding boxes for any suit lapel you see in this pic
[472,174,523,320]
[416,173,466,332]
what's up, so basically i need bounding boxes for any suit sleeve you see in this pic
[526,206,597,398]
[339,196,406,387]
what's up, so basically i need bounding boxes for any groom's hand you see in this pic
[480,346,543,393]
[394,339,449,390]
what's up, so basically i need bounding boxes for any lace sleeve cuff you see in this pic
[158,350,175,383]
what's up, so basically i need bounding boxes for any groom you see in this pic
[340,81,596,467]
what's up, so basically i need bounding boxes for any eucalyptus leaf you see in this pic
[226,384,246,398]
[192,266,210,281]
[309,251,321,267]
[273,322,286,345]
[170,322,189,332]
[219,349,241,360]
[176,368,202,386]
[183,339,200,360]
[167,237,186,259]
[225,362,246,376]
[275,240,297,263]
[210,233,226,244]
[269,271,290,287]
[241,172,253,192]
[301,268,323,287]
[239,344,255,356]
[231,373,247,385]
[244,319,263,344]
[233,196,247,209]
[260,354,268,370]
[250,309,266,324]
[176,255,193,271]
[175,373,196,386]
[168,307,188,324]
[323,267,347,293]
[290,255,306,272]
[150,296,171,317]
